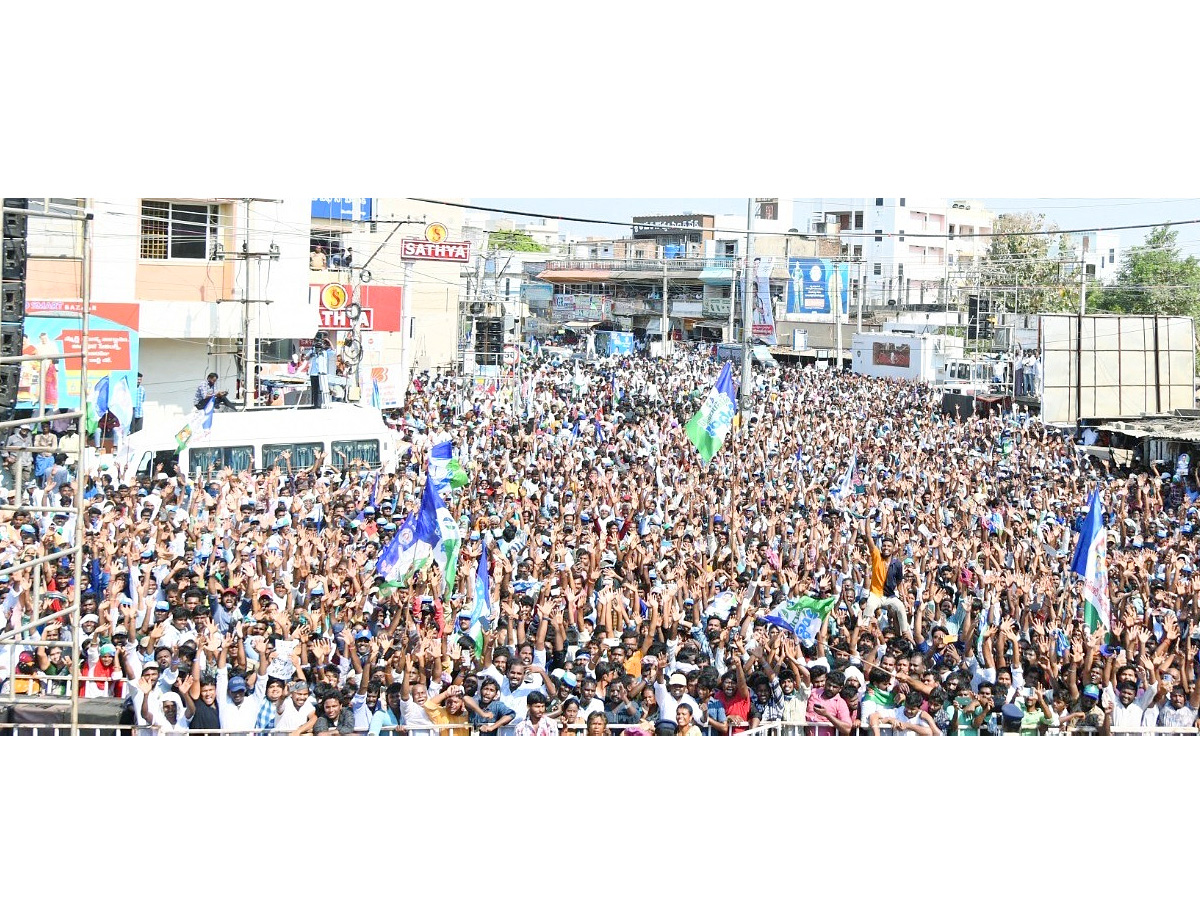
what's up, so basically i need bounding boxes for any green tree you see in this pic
[487,229,548,253]
[980,212,1079,314]
[1089,225,1200,316]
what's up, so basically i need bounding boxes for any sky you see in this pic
[471,198,1200,257]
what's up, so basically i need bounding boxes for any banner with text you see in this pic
[786,258,851,317]
[19,302,140,410]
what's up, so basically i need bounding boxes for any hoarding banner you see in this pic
[519,283,554,303]
[18,302,139,411]
[364,364,407,409]
[750,256,777,345]
[552,294,607,322]
[872,341,911,368]
[786,258,851,316]
[311,198,373,221]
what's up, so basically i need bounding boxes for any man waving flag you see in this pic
[1070,489,1110,634]
[685,361,738,464]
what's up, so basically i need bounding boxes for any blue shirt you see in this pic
[369,706,405,736]
[468,700,515,734]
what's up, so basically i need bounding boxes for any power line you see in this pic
[412,197,1200,241]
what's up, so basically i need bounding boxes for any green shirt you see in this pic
[1019,709,1049,736]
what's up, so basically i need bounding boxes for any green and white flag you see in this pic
[376,477,461,599]
[685,361,738,464]
[429,440,469,491]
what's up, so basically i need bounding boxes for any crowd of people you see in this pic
[2,343,1199,736]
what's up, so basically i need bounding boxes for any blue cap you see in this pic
[1001,703,1024,722]
[1082,684,1101,700]
[228,676,248,694]
[155,599,170,611]
[354,630,372,642]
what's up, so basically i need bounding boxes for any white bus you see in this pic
[125,404,400,479]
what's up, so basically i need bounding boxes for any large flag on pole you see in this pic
[376,479,461,598]
[467,538,492,657]
[685,361,738,464]
[1070,489,1110,634]
[429,440,469,491]
[86,375,110,436]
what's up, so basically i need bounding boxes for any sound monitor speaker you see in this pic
[2,237,26,281]
[1,282,24,324]
[0,323,23,358]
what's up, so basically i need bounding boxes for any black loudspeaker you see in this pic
[1,282,24,324]
[2,237,26,282]
[0,323,22,358]
[2,198,27,240]
[0,364,18,407]
[474,316,504,366]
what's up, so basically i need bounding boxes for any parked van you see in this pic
[126,404,400,478]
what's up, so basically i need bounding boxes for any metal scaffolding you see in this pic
[0,202,91,733]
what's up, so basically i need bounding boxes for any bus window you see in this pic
[263,442,323,469]
[332,439,380,467]
[190,445,254,473]
[136,451,153,478]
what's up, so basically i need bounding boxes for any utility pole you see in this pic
[857,259,865,331]
[833,261,842,372]
[225,199,281,410]
[739,198,753,419]
[660,257,670,358]
[1079,235,1089,316]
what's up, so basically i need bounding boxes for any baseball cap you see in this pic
[1082,684,1101,700]
[668,673,688,687]
[228,676,248,694]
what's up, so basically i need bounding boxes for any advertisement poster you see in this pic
[308,284,402,332]
[18,302,140,410]
[872,341,911,368]
[787,258,851,316]
[363,363,408,409]
[750,256,777,345]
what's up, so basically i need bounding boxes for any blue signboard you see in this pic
[786,257,850,316]
[311,198,374,221]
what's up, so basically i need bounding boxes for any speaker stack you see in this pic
[1,198,27,414]
[474,316,504,367]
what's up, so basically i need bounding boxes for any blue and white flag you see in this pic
[1070,489,1110,633]
[429,440,468,491]
[467,538,492,657]
[833,450,857,504]
[684,361,738,464]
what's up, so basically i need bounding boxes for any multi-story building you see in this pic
[21,197,311,421]
[814,198,996,309]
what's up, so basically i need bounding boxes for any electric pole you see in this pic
[224,199,282,410]
[739,198,753,421]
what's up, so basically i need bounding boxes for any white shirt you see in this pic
[216,669,266,733]
[275,697,315,733]
[402,697,437,736]
[1106,682,1159,730]
[652,681,701,725]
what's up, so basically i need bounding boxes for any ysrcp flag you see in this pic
[429,440,469,491]
[833,451,857,505]
[763,594,836,647]
[377,512,421,587]
[685,361,738,464]
[1070,489,1110,634]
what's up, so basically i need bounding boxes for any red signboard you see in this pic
[309,285,401,332]
[400,239,471,262]
[59,330,133,371]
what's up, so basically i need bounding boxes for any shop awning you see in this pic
[564,321,601,329]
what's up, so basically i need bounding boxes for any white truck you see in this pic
[850,331,957,382]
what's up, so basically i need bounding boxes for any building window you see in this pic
[874,229,882,243]
[140,201,220,260]
[854,212,863,229]
[875,198,883,206]
[635,249,645,259]
[873,263,882,276]
[852,245,862,259]
[899,198,906,207]
[1109,249,1115,264]
[898,230,905,243]
[898,263,904,280]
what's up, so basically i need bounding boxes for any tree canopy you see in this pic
[487,229,548,253]
[1089,225,1200,316]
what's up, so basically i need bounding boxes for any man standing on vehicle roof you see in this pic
[308,333,329,410]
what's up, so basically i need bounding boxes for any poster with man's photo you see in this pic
[750,256,777,345]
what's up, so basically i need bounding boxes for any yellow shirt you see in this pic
[424,698,469,736]
[869,545,887,598]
